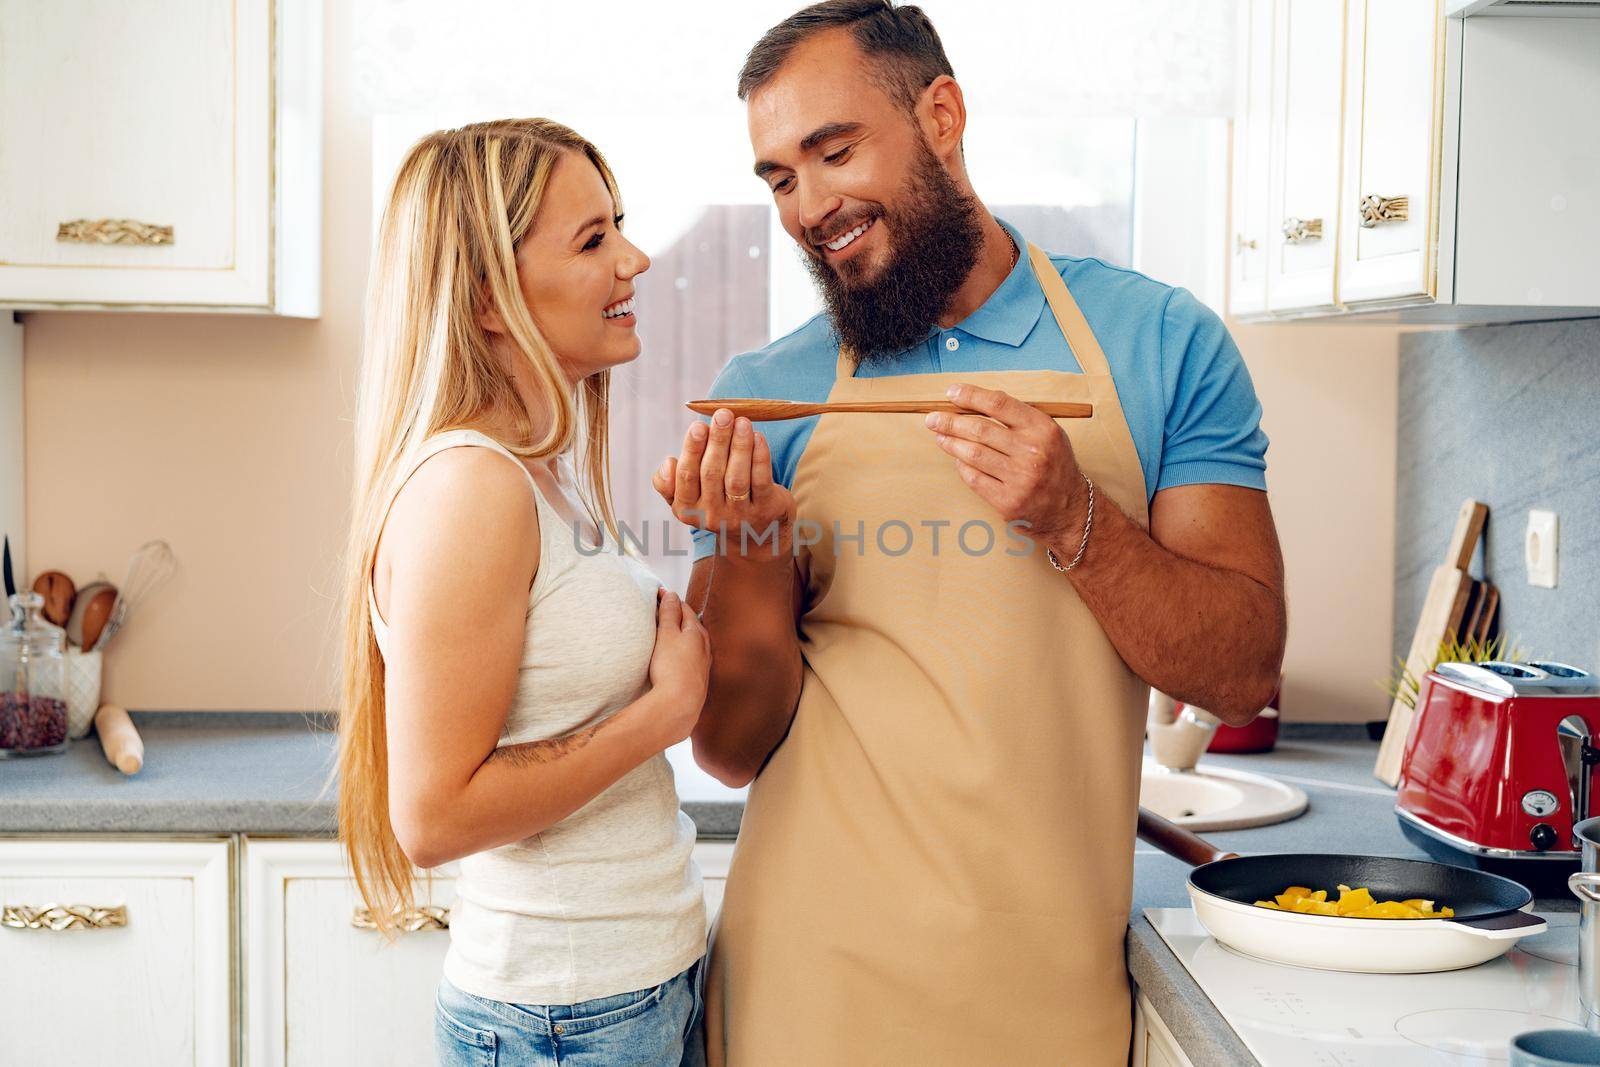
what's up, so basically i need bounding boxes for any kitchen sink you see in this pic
[1139,760,1308,831]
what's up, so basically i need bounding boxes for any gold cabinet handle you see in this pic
[1359,195,1409,228]
[1235,234,1259,254]
[56,219,175,246]
[2,904,129,931]
[351,904,450,932]
[1281,217,1324,244]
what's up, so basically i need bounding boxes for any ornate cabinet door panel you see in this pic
[1266,0,1347,313]
[245,839,454,1067]
[0,839,233,1067]
[1337,0,1442,305]
[0,0,319,314]
[247,837,731,1065]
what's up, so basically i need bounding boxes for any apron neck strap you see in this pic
[833,240,1114,380]
[1026,243,1112,378]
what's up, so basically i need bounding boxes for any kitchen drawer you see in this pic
[0,838,233,1067]
[246,838,732,1066]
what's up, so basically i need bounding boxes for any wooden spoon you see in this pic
[686,398,1093,422]
[31,570,75,627]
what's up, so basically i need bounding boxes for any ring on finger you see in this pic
[727,488,751,503]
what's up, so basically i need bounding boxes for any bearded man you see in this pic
[651,3,1287,1063]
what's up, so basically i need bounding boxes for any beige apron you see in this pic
[704,245,1151,1066]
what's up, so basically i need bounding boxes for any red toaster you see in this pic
[1396,660,1600,892]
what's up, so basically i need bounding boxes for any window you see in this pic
[361,1,1234,795]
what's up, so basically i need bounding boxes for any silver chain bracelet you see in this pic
[1046,476,1095,574]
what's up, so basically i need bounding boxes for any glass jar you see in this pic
[0,592,69,756]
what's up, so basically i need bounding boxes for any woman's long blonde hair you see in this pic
[338,118,624,934]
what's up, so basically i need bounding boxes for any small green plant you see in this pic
[1380,634,1531,710]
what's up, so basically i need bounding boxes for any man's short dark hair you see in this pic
[737,0,955,113]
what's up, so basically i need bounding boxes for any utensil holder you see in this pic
[63,648,102,740]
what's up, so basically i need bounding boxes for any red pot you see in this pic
[1206,708,1279,753]
[1197,684,1282,754]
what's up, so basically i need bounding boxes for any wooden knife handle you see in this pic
[1137,807,1239,866]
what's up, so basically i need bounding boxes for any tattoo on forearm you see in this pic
[486,720,606,768]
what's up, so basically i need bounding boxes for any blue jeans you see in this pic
[435,957,706,1067]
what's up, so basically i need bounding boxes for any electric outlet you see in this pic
[1525,509,1558,588]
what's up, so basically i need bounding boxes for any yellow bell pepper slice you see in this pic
[1251,885,1452,919]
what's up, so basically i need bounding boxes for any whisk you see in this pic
[90,540,177,652]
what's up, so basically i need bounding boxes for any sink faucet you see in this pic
[1147,690,1222,772]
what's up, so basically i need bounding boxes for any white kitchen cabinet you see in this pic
[0,838,233,1067]
[698,840,733,922]
[1229,2,1600,322]
[1336,0,1440,306]
[1265,0,1346,313]
[1131,990,1198,1067]
[1447,16,1600,308]
[245,838,733,1067]
[244,839,455,1067]
[0,0,321,315]
[1229,0,1276,317]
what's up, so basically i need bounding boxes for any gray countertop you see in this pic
[0,714,1557,1065]
[0,712,747,838]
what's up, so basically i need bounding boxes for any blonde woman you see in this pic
[337,119,711,1066]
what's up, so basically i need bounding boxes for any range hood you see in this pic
[1450,0,1600,15]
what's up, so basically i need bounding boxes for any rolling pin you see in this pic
[94,703,143,775]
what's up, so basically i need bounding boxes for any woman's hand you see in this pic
[652,410,796,559]
[646,588,711,747]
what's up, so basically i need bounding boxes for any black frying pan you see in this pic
[1137,807,1546,973]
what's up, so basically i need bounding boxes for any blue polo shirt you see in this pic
[690,218,1268,562]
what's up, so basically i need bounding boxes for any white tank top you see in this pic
[367,428,704,1005]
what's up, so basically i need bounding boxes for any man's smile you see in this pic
[815,215,880,261]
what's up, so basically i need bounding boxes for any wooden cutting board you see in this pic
[1374,498,1489,786]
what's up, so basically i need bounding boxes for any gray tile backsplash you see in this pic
[1395,318,1600,676]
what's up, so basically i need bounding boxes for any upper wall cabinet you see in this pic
[0,0,322,316]
[1228,0,1600,323]
[1335,0,1440,308]
[1266,0,1346,314]
[1229,0,1274,317]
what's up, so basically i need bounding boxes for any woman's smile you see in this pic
[602,294,637,326]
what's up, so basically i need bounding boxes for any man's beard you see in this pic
[802,140,986,367]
